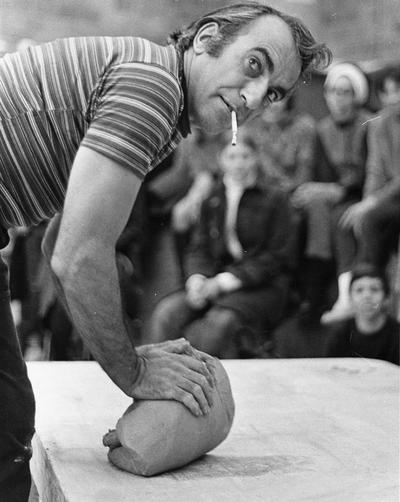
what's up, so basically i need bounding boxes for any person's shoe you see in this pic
[320,302,354,325]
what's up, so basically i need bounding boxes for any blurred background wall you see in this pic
[0,0,399,118]
[0,0,399,62]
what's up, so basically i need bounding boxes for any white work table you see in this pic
[28,358,399,502]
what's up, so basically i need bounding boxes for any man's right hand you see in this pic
[131,339,216,417]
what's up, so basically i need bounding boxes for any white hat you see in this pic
[325,63,369,105]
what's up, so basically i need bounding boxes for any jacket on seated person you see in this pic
[313,108,370,202]
[363,103,400,204]
[184,177,294,328]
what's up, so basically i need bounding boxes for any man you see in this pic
[0,3,331,499]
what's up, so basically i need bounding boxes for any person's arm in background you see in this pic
[44,146,214,416]
[340,116,400,231]
[292,128,344,207]
[183,194,217,309]
[171,132,216,234]
[171,170,214,233]
[364,114,400,202]
[290,114,317,190]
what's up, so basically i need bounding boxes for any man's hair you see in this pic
[168,2,332,77]
[350,263,390,295]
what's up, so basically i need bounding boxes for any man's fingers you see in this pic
[178,352,215,391]
[157,338,191,354]
[153,352,214,410]
[173,387,203,416]
[177,382,210,416]
[182,366,214,409]
[192,347,216,366]
[131,345,218,417]
[174,355,214,408]
[191,349,218,386]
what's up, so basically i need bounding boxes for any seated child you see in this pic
[323,263,399,365]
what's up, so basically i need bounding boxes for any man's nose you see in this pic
[241,78,269,111]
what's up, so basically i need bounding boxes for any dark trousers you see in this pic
[0,249,35,501]
[358,199,400,269]
[149,291,243,358]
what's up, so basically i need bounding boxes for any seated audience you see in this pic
[149,136,294,358]
[341,78,400,279]
[246,93,316,288]
[245,95,316,194]
[292,62,370,324]
[249,93,316,195]
[322,263,399,365]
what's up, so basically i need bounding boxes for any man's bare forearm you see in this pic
[52,242,141,396]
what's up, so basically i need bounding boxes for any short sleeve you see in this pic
[81,62,182,179]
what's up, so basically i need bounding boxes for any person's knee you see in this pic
[186,308,240,356]
[150,293,187,342]
[153,296,180,324]
[205,308,240,333]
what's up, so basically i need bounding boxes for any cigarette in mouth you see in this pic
[231,110,237,146]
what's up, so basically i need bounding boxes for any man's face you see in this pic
[187,15,301,134]
[350,276,386,321]
[261,95,290,124]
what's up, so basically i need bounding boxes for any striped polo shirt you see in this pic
[0,36,190,229]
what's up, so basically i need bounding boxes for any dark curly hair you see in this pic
[350,263,390,295]
[168,2,332,77]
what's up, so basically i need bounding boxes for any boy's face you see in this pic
[188,14,301,133]
[350,276,386,320]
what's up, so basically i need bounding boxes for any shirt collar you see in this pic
[175,47,191,138]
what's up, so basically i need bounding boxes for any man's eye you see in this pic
[266,89,282,104]
[245,56,262,77]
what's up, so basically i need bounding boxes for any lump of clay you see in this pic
[103,358,235,476]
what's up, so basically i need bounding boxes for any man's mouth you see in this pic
[222,98,238,121]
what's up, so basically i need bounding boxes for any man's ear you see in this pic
[192,22,220,55]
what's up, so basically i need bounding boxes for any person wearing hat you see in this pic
[340,70,400,295]
[292,62,370,325]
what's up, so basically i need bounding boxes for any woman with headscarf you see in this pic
[292,62,370,325]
